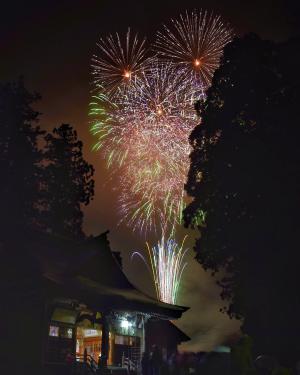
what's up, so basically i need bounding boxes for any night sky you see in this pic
[2,0,299,351]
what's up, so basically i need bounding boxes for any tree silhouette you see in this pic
[0,80,95,244]
[0,79,44,243]
[185,35,300,366]
[40,124,94,239]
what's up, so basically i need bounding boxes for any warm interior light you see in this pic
[157,108,163,115]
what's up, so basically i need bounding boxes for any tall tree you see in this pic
[185,35,300,366]
[40,124,94,239]
[0,79,44,242]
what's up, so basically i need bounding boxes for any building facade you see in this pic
[0,231,188,374]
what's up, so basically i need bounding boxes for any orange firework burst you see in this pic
[92,28,149,98]
[154,10,234,89]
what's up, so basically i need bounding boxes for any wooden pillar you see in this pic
[101,312,110,368]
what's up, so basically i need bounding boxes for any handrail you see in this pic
[76,353,139,373]
[76,354,98,372]
[123,356,137,371]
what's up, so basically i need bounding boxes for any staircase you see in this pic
[130,346,141,372]
[73,354,98,374]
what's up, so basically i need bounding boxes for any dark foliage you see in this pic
[39,124,94,239]
[184,34,300,365]
[0,80,94,243]
[0,79,44,241]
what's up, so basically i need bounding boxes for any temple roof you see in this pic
[25,231,188,320]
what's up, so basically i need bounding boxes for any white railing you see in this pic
[122,353,138,372]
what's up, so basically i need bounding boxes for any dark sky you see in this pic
[1,0,299,351]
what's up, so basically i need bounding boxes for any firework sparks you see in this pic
[131,234,189,304]
[154,10,233,89]
[147,235,189,304]
[90,11,233,304]
[90,62,200,233]
[92,28,148,98]
[117,62,199,233]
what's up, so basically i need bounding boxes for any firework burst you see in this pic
[92,28,148,98]
[90,12,233,304]
[154,10,233,89]
[90,62,200,233]
[132,235,189,304]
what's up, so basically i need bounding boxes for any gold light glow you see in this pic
[124,70,131,79]
[194,59,201,67]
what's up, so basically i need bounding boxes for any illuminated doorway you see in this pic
[76,326,114,365]
[76,327,101,362]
